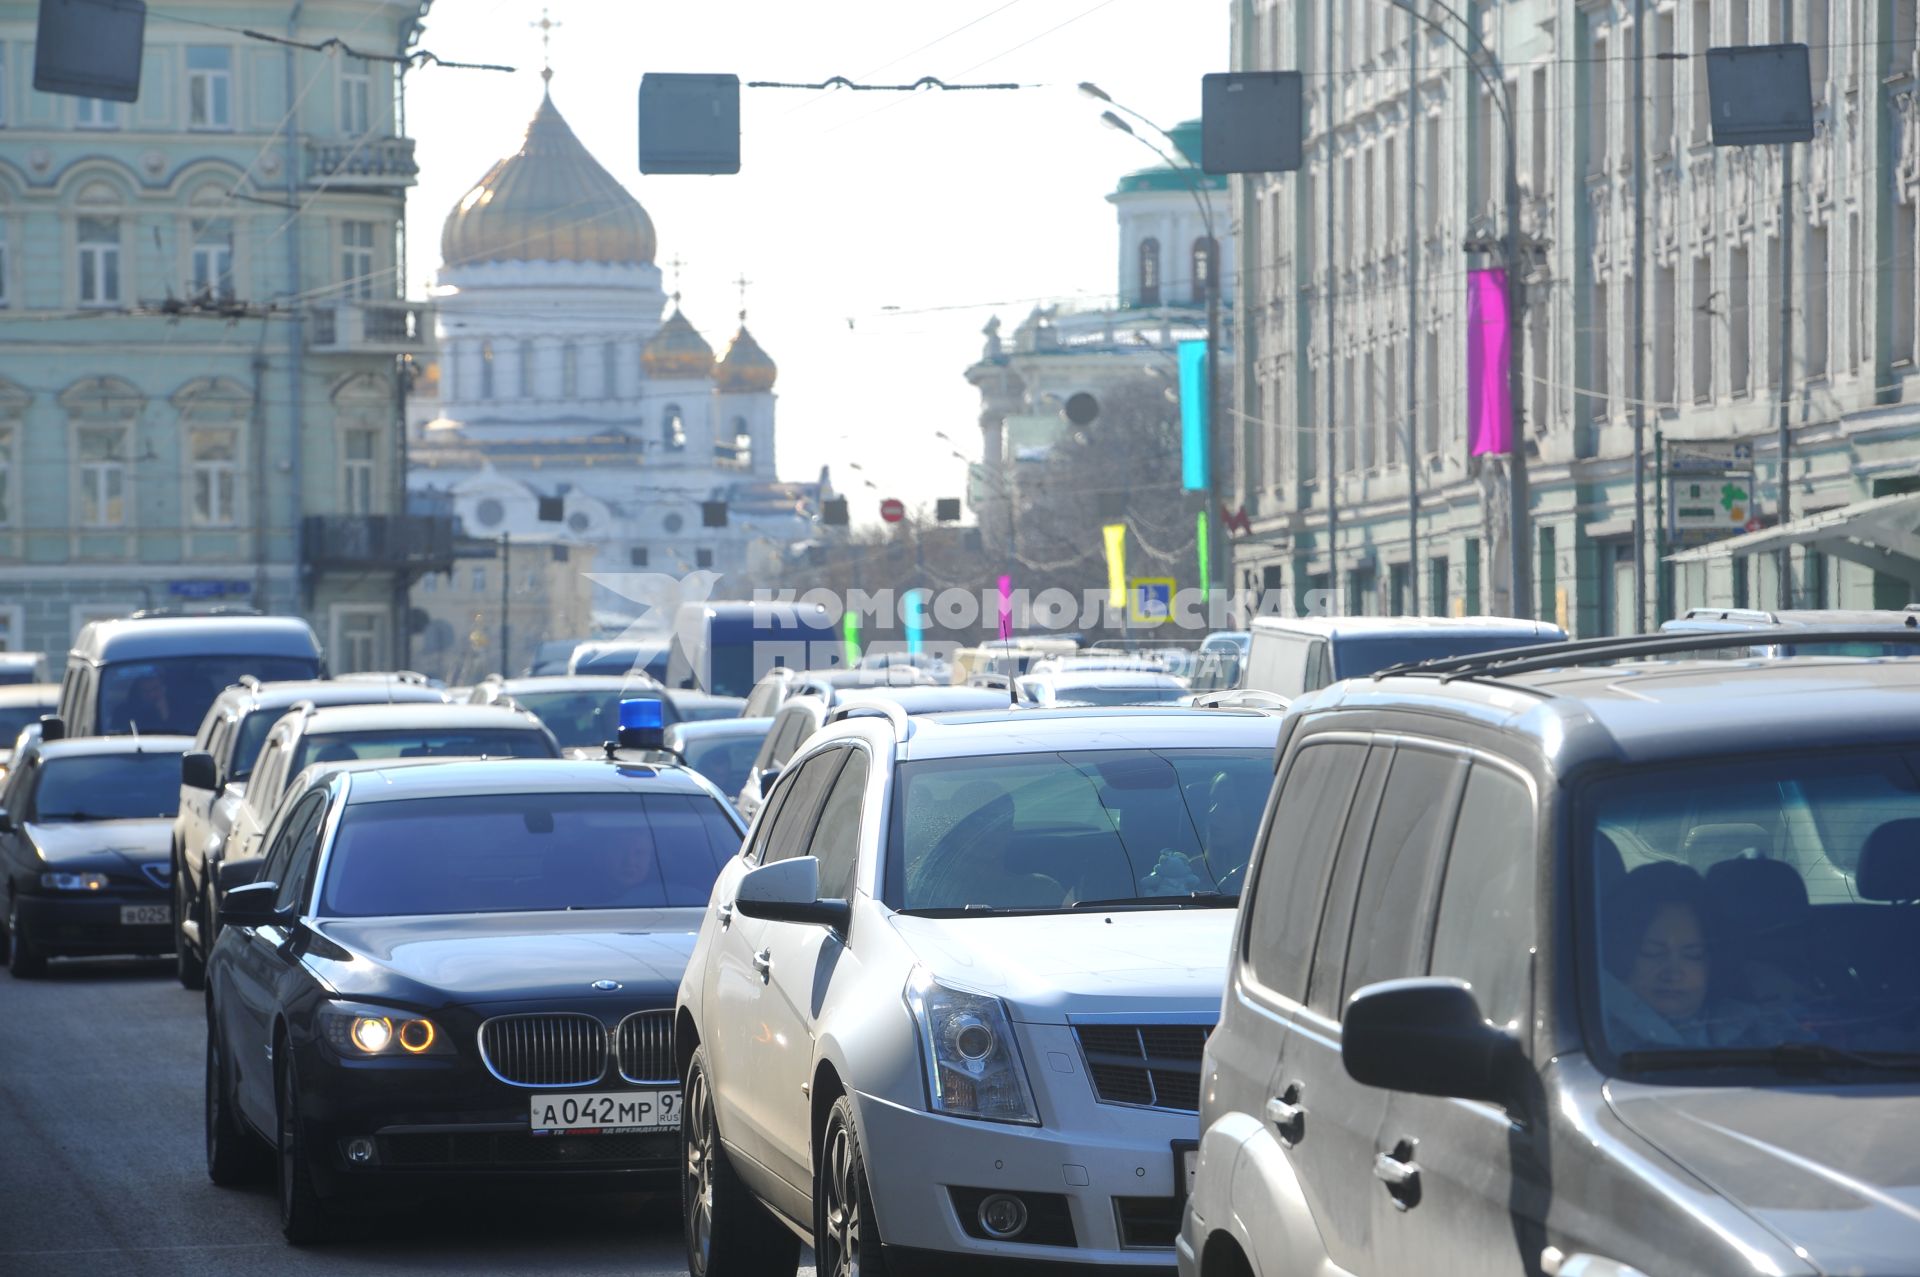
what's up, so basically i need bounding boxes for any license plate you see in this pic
[529,1089,680,1133]
[1173,1140,1199,1203]
[120,905,169,926]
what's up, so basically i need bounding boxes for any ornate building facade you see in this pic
[1229,0,1920,631]
[408,85,821,658]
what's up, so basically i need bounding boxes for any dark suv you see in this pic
[1184,629,1920,1277]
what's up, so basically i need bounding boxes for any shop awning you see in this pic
[1666,492,1920,588]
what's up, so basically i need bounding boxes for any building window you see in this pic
[340,220,375,300]
[601,340,617,397]
[0,426,13,525]
[471,566,486,593]
[75,97,119,129]
[1587,32,1608,176]
[0,221,9,308]
[695,548,714,569]
[1591,280,1611,420]
[518,341,533,397]
[191,219,234,302]
[1529,67,1548,193]
[1138,238,1161,306]
[77,216,121,307]
[480,342,495,399]
[1691,1,1712,145]
[1653,12,1675,146]
[335,608,382,674]
[1423,330,1440,454]
[629,546,649,567]
[341,59,370,135]
[1190,236,1217,303]
[342,428,376,515]
[1895,201,1917,367]
[732,416,752,469]
[561,343,578,398]
[1360,347,1378,470]
[1807,224,1829,378]
[421,572,437,594]
[1730,244,1752,395]
[187,46,232,130]
[77,425,128,527]
[1692,254,1714,402]
[1654,263,1676,404]
[188,427,238,527]
[662,404,686,451]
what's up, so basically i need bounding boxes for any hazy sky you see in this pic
[404,1,1229,524]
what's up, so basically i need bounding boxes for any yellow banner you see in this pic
[1103,523,1127,608]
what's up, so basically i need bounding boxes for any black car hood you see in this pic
[23,818,172,867]
[308,909,702,1007]
[1609,1081,1920,1273]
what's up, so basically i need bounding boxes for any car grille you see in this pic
[1114,1196,1182,1249]
[478,1014,609,1088]
[615,1010,675,1084]
[377,1131,676,1167]
[1074,1023,1209,1113]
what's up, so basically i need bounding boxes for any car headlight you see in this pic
[904,967,1038,1125]
[318,1002,452,1057]
[40,871,108,892]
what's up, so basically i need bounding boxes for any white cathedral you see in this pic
[408,85,825,628]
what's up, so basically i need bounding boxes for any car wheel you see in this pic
[682,1045,799,1277]
[175,858,206,991]
[276,1047,335,1245]
[6,898,45,979]
[815,1095,887,1277]
[206,1008,267,1186]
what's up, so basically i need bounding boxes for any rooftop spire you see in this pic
[533,8,560,88]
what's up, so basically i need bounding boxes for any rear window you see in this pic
[98,655,318,735]
[1331,633,1554,678]
[681,734,764,798]
[0,699,55,743]
[290,728,556,772]
[511,689,677,749]
[34,752,182,821]
[319,791,742,916]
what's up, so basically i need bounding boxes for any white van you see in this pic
[1243,615,1565,698]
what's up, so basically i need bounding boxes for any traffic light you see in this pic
[821,497,849,527]
[701,500,729,528]
[639,73,741,175]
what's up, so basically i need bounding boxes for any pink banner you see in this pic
[997,575,1013,642]
[1467,267,1512,457]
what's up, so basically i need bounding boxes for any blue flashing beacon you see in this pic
[617,697,665,751]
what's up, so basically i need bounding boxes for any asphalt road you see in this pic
[0,955,816,1276]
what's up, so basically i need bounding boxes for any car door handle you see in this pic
[1373,1139,1421,1210]
[716,901,733,928]
[752,948,773,980]
[1265,1084,1306,1146]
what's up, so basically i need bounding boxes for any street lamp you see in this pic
[1081,82,1224,604]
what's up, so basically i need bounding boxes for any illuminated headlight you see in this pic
[40,871,108,892]
[904,967,1038,1125]
[319,1002,451,1057]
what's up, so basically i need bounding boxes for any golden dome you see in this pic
[715,324,777,393]
[441,93,656,268]
[641,309,715,380]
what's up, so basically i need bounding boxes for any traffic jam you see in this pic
[3,605,1919,1277]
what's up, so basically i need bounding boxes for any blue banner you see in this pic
[1179,339,1208,491]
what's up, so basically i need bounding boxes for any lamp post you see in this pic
[1080,83,1224,606]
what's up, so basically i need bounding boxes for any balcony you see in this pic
[304,137,418,188]
[308,301,431,354]
[303,515,455,575]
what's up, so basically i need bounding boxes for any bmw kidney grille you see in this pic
[478,1013,609,1088]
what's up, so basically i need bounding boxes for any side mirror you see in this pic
[734,855,851,930]
[1342,978,1526,1108]
[215,857,265,893]
[219,880,288,929]
[181,751,219,792]
[38,715,65,742]
[757,767,781,799]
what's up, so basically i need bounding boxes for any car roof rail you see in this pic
[235,673,263,692]
[1679,607,1779,624]
[830,701,915,739]
[1374,625,1920,683]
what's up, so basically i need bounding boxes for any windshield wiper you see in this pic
[1070,891,1238,910]
[1619,1042,1920,1075]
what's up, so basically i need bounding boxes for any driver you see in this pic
[593,836,663,906]
[113,671,171,732]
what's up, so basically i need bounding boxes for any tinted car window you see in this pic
[320,792,741,916]
[0,700,55,742]
[768,708,812,767]
[260,794,326,893]
[1430,763,1535,1031]
[1328,633,1552,679]
[1304,746,1394,1016]
[289,728,556,772]
[1341,745,1462,1001]
[32,752,182,821]
[511,689,677,749]
[809,750,870,900]
[887,748,1272,912]
[273,800,331,913]
[98,656,318,735]
[761,751,845,865]
[682,734,763,797]
[1243,740,1367,1000]
[229,709,285,782]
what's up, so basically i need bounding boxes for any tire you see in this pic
[814,1095,888,1277]
[682,1045,800,1277]
[276,1047,335,1245]
[7,898,45,979]
[205,1009,268,1186]
[175,855,206,991]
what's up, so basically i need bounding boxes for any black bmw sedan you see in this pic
[0,732,190,975]
[203,756,745,1243]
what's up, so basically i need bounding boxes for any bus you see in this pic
[665,601,838,698]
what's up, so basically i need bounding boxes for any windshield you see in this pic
[1333,633,1551,678]
[99,656,319,735]
[886,748,1271,913]
[289,728,556,772]
[680,734,764,797]
[319,791,741,916]
[1046,684,1187,706]
[34,752,181,821]
[511,690,677,748]
[1587,749,1920,1069]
